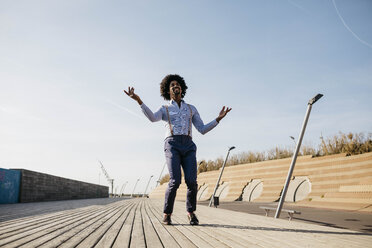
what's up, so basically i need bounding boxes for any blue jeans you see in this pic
[163,135,198,214]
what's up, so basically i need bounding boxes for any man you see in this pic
[124,74,231,225]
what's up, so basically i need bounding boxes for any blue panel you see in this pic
[0,168,21,204]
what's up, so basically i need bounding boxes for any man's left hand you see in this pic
[216,106,232,123]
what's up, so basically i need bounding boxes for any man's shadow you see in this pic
[170,223,372,236]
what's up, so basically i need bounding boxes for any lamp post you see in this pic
[155,163,166,188]
[142,175,154,197]
[275,94,323,218]
[209,146,236,207]
[289,136,296,146]
[131,178,140,198]
[120,181,128,197]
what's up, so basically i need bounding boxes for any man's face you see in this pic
[169,80,182,99]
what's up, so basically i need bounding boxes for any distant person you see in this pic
[124,74,231,225]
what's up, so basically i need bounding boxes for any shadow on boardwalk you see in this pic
[198,200,372,234]
[194,223,372,236]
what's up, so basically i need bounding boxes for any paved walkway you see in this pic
[0,198,371,247]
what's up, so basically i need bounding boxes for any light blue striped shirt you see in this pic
[140,100,218,138]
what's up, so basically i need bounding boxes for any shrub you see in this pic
[159,174,170,185]
[318,132,372,156]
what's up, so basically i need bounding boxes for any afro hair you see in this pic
[160,74,188,100]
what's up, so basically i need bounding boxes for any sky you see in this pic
[1,0,371,195]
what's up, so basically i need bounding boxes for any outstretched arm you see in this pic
[124,87,143,105]
[124,86,162,122]
[192,105,232,135]
[216,106,232,123]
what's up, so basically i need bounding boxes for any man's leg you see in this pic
[163,138,182,214]
[181,141,198,213]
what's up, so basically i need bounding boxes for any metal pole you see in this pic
[155,163,166,188]
[142,175,154,197]
[275,94,323,218]
[120,181,128,196]
[123,181,128,195]
[111,179,114,196]
[131,178,140,198]
[209,146,236,207]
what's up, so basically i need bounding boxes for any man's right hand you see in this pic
[124,87,143,105]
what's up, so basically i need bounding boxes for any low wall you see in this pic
[149,152,372,212]
[12,169,109,203]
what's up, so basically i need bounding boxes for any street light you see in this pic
[289,136,296,146]
[209,146,236,207]
[131,178,140,198]
[142,175,154,197]
[155,163,166,188]
[120,181,128,197]
[275,94,323,218]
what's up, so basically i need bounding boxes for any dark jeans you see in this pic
[163,135,198,214]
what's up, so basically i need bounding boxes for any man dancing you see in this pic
[124,74,231,225]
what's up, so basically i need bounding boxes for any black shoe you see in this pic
[162,214,172,225]
[188,213,199,225]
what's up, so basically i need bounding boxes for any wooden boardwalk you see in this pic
[0,198,371,247]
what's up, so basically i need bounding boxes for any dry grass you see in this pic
[158,132,371,184]
[318,132,372,156]
[159,174,170,185]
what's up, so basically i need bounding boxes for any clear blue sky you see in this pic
[1,0,371,194]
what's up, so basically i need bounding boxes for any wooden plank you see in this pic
[75,201,133,248]
[0,199,123,227]
[167,202,252,248]
[23,202,133,248]
[147,199,214,248]
[1,197,372,248]
[159,200,295,248]
[194,225,259,248]
[0,207,96,234]
[112,201,137,248]
[57,204,126,248]
[194,205,306,248]
[0,198,129,224]
[37,203,128,248]
[94,202,134,248]
[0,205,117,248]
[193,203,336,248]
[0,199,126,230]
[143,200,182,248]
[141,200,163,248]
[170,214,229,248]
[0,207,101,240]
[129,200,146,248]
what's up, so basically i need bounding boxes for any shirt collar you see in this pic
[170,99,185,107]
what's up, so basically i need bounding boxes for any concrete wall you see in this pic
[150,152,372,212]
[12,169,108,203]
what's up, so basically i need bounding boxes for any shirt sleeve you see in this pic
[192,106,218,135]
[140,103,163,122]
